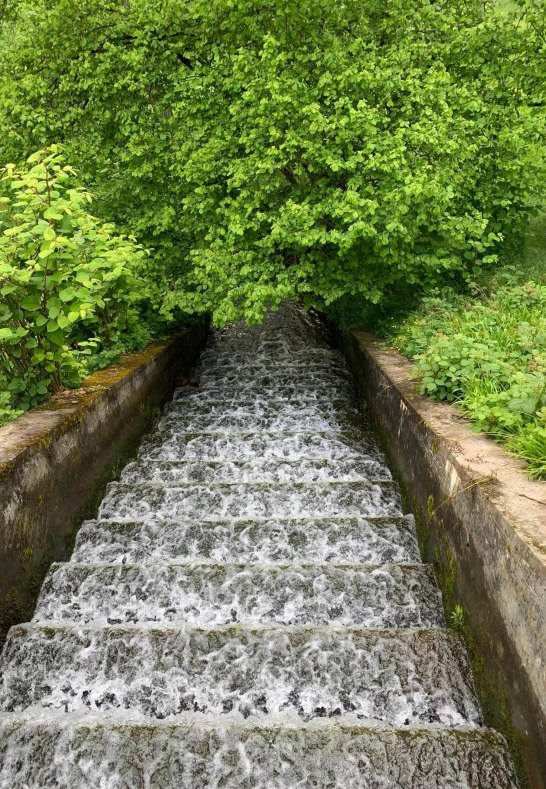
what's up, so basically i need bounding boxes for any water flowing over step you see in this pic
[0,718,517,789]
[72,516,419,565]
[0,625,478,725]
[138,430,385,462]
[98,481,402,521]
[155,409,369,434]
[120,457,393,485]
[0,302,517,787]
[33,562,444,627]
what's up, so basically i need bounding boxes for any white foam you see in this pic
[0,301,511,787]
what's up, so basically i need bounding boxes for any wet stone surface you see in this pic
[72,516,419,566]
[34,562,444,628]
[0,625,479,725]
[97,480,403,522]
[0,718,520,789]
[0,302,518,787]
[120,457,393,485]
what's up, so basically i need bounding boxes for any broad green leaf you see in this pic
[20,295,41,311]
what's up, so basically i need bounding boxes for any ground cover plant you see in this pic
[386,279,546,478]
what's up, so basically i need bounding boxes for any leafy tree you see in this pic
[0,0,543,324]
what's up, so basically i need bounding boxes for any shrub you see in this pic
[0,146,147,417]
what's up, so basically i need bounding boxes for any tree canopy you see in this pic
[0,0,544,324]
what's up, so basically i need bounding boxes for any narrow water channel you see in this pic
[0,303,517,786]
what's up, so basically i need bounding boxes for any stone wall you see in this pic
[345,330,546,789]
[0,325,207,643]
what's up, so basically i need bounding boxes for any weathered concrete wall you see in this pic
[345,331,546,789]
[0,326,207,643]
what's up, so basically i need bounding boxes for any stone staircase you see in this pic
[0,304,517,787]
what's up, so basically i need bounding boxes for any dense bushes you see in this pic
[0,147,150,423]
[387,282,546,478]
[0,0,543,324]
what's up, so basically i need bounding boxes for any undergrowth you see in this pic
[385,280,546,479]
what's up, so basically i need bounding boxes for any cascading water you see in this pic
[0,303,517,787]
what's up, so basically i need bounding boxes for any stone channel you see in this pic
[0,303,518,787]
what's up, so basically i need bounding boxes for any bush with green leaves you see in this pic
[387,282,546,478]
[0,0,543,324]
[0,146,148,419]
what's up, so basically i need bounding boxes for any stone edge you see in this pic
[345,330,546,789]
[0,324,207,642]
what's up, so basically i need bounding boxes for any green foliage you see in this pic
[507,423,546,479]
[0,0,543,324]
[450,604,465,631]
[388,282,546,477]
[0,146,148,420]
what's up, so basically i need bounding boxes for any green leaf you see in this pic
[39,244,55,259]
[43,207,63,220]
[59,287,76,302]
[20,295,41,311]
[57,314,73,329]
[46,328,65,346]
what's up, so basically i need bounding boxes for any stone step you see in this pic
[199,347,341,364]
[0,625,480,726]
[211,333,329,348]
[34,563,443,628]
[205,340,329,356]
[207,320,330,353]
[72,515,420,566]
[98,481,402,521]
[156,411,369,436]
[177,380,355,400]
[120,458,391,486]
[196,357,349,375]
[198,367,352,387]
[0,716,518,788]
[212,318,326,340]
[166,398,360,416]
[138,429,384,462]
[173,387,357,405]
